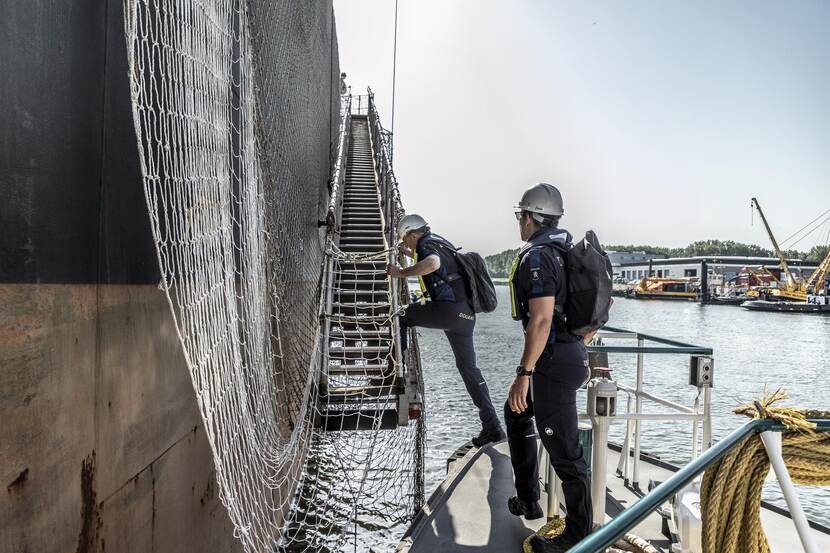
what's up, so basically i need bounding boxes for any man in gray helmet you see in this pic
[505,183,592,551]
[387,214,505,447]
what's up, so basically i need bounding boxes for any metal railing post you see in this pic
[632,337,644,487]
[702,386,712,449]
[759,431,820,553]
[691,394,700,460]
[617,393,633,482]
[590,416,611,524]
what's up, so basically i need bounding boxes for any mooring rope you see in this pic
[524,389,829,553]
[327,242,394,261]
[700,389,830,553]
[522,518,658,553]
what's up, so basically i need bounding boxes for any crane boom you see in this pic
[751,197,795,290]
[806,249,830,292]
[747,265,781,286]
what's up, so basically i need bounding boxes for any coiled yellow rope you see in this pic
[521,518,658,553]
[523,390,828,553]
[700,389,830,553]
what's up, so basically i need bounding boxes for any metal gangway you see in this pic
[318,92,422,431]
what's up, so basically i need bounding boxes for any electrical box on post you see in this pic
[689,356,713,388]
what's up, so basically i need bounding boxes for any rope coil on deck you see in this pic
[700,389,830,553]
[522,518,658,553]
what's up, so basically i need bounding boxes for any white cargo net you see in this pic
[124,1,423,551]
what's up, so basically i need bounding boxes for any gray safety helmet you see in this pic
[398,213,429,240]
[514,182,564,218]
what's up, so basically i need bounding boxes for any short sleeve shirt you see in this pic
[415,233,465,303]
[517,246,562,301]
[416,237,441,262]
[514,244,568,343]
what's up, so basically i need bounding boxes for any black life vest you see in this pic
[508,229,571,334]
[414,234,467,302]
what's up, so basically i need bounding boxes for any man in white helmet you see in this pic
[387,214,505,447]
[505,183,592,551]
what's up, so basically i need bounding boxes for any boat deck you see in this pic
[398,440,830,552]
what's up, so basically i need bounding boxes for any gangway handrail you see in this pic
[365,89,404,243]
[360,88,423,425]
[570,418,830,553]
[326,93,352,231]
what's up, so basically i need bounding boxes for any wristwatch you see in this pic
[515,365,534,377]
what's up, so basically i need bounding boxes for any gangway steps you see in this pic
[321,114,411,431]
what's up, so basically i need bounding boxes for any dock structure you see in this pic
[614,256,819,303]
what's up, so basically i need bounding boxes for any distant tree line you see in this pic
[806,244,830,263]
[484,240,830,278]
[485,248,520,278]
[602,240,830,263]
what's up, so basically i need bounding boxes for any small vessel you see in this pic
[711,286,749,305]
[632,277,699,301]
[741,298,830,314]
[713,266,777,305]
[611,281,630,297]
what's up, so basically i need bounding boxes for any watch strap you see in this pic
[516,365,534,377]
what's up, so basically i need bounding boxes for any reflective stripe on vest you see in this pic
[508,253,522,320]
[413,251,428,298]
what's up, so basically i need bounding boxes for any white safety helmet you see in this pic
[514,183,564,218]
[397,213,429,240]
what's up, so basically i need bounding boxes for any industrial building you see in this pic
[616,256,818,283]
[607,251,666,268]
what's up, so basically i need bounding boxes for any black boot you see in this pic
[507,496,543,520]
[526,534,578,553]
[472,426,506,447]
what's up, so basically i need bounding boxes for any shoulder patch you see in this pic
[531,267,541,281]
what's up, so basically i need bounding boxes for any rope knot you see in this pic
[734,388,816,432]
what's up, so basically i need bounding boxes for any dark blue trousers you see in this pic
[400,301,501,433]
[504,340,593,542]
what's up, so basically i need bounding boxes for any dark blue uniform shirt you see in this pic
[415,233,466,303]
[514,228,578,344]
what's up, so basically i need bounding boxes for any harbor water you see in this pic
[420,286,830,528]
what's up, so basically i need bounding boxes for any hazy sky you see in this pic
[333,1,830,255]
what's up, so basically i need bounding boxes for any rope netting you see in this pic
[124,1,424,551]
[522,519,659,553]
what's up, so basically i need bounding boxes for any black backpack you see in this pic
[553,230,613,335]
[432,241,498,313]
[454,250,499,313]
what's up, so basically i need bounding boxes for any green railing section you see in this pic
[589,326,713,356]
[569,418,830,553]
